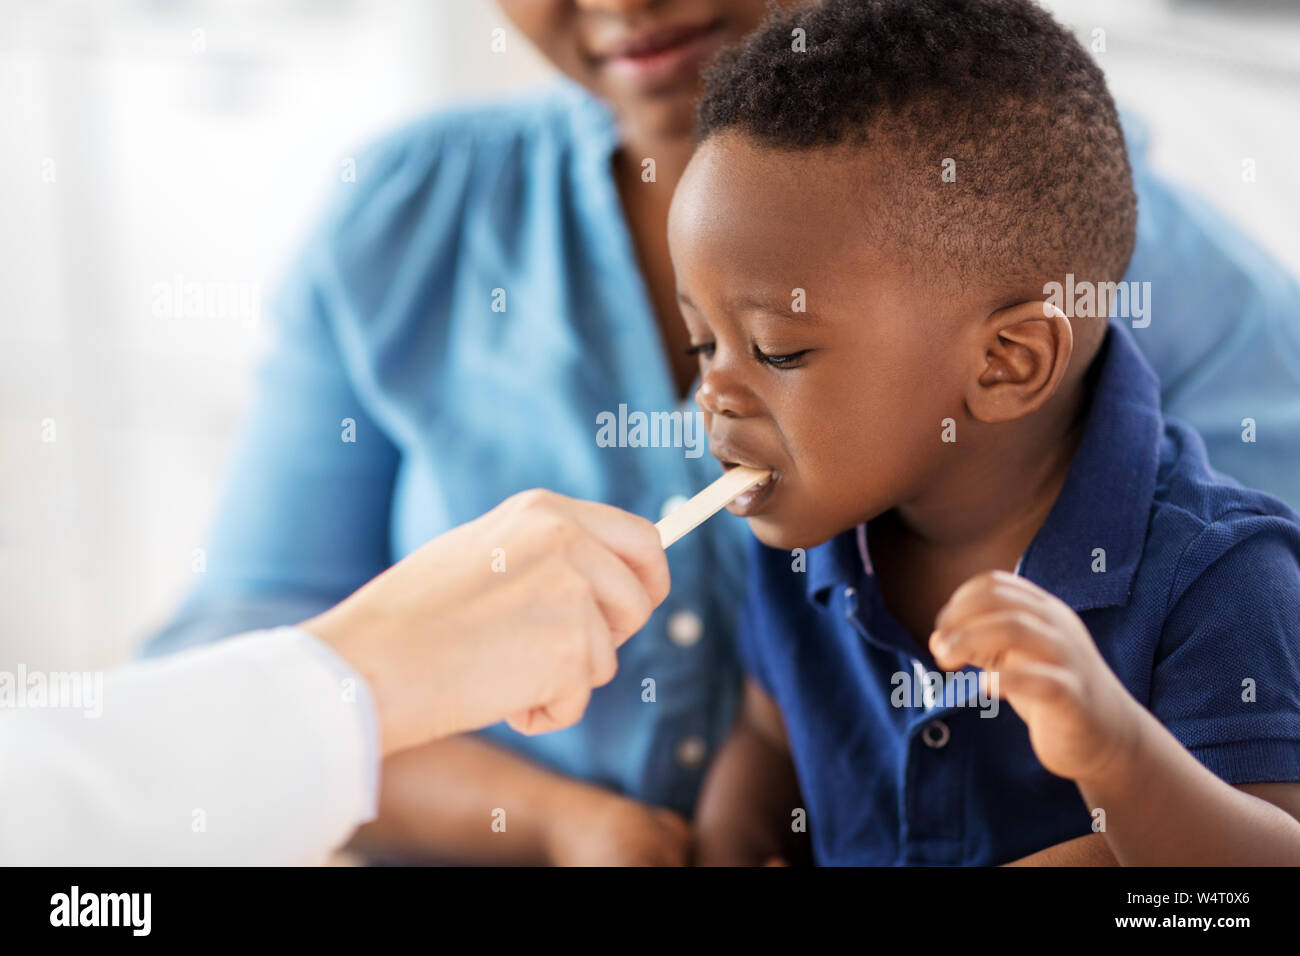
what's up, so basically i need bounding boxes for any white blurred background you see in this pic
[1,0,1297,671]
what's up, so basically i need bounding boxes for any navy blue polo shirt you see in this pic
[737,321,1300,866]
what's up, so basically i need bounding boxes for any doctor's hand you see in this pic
[301,489,670,756]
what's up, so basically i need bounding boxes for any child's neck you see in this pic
[869,392,1087,648]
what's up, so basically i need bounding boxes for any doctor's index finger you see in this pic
[560,497,672,606]
[504,490,671,606]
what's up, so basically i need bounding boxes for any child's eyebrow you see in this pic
[676,289,821,322]
[729,292,813,321]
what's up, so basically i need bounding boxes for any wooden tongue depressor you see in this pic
[655,465,772,549]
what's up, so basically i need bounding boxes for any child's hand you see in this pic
[928,570,1144,784]
[545,792,693,866]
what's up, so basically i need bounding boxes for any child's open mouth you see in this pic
[718,460,779,517]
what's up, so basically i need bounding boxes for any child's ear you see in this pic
[965,301,1073,424]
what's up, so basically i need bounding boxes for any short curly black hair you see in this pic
[697,0,1137,290]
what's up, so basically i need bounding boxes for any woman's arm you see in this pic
[353,735,693,867]
[354,736,587,866]
[1005,833,1117,866]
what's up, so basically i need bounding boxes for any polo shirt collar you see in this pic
[807,321,1162,612]
[807,528,860,602]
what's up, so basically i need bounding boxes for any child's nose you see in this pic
[695,369,758,419]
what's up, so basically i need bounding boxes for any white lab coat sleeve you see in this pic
[0,626,381,865]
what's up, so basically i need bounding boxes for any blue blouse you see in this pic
[144,80,1300,816]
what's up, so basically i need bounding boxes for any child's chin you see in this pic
[747,515,835,553]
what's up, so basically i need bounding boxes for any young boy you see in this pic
[668,0,1300,865]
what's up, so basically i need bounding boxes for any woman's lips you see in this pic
[720,461,780,517]
[600,20,723,89]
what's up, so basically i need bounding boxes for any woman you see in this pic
[146,0,1300,864]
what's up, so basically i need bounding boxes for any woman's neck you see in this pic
[611,131,701,400]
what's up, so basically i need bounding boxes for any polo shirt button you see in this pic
[675,735,708,769]
[660,495,689,521]
[667,609,703,647]
[843,586,857,617]
[921,719,950,749]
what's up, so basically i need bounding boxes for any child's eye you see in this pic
[684,342,715,359]
[753,345,811,369]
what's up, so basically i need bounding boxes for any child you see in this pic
[667,0,1300,865]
